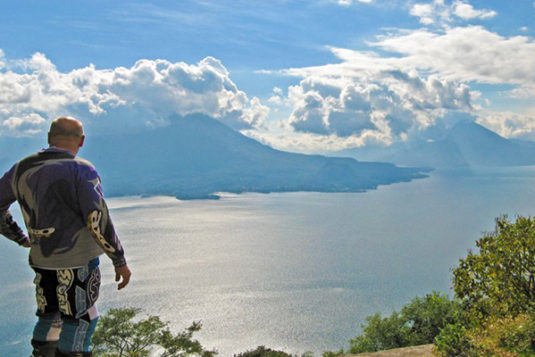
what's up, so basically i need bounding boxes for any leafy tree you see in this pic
[453,216,535,320]
[92,308,216,357]
[400,292,462,345]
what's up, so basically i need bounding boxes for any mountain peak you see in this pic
[336,120,535,169]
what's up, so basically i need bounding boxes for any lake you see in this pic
[2,167,535,356]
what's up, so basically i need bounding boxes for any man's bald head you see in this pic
[49,117,83,138]
[48,117,85,155]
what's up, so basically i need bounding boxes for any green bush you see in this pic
[495,314,535,353]
[469,314,535,356]
[433,323,475,357]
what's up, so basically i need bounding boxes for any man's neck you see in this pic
[49,145,78,156]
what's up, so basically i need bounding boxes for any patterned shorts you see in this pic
[32,258,100,322]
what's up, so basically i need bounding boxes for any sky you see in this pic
[0,0,534,154]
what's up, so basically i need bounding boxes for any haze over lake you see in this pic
[2,167,535,356]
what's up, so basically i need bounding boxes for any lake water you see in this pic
[2,167,535,356]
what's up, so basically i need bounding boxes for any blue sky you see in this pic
[0,0,534,153]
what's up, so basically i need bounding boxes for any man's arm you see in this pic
[77,163,131,289]
[0,165,30,247]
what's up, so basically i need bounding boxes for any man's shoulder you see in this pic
[13,150,51,174]
[17,150,42,163]
[73,156,101,179]
[74,156,96,169]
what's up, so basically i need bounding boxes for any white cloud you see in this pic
[268,95,283,105]
[281,68,472,146]
[453,2,496,20]
[476,109,535,140]
[0,52,268,137]
[509,85,535,99]
[240,97,269,129]
[243,120,389,154]
[409,3,435,25]
[2,113,46,136]
[410,1,496,25]
[372,26,535,90]
[410,3,433,17]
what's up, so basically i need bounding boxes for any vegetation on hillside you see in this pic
[324,215,535,357]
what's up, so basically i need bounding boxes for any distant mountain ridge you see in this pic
[82,115,427,199]
[3,117,532,199]
[336,121,535,169]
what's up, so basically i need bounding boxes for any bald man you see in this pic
[0,117,131,357]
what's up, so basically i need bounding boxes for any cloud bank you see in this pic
[261,14,535,151]
[0,51,268,136]
[284,71,471,142]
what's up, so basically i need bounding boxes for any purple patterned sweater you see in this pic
[0,148,126,269]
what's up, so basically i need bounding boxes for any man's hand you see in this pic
[115,265,131,290]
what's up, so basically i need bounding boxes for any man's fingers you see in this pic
[118,274,130,290]
[115,265,132,290]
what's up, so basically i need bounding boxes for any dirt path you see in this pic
[344,344,435,357]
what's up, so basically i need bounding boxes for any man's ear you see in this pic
[79,135,85,147]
